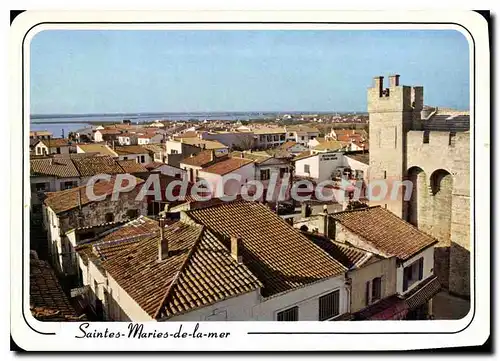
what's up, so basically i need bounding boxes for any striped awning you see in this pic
[404,276,441,310]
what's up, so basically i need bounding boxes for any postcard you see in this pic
[9,9,490,352]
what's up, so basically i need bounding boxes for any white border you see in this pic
[10,10,489,351]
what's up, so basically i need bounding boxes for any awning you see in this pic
[404,276,441,310]
[353,295,409,321]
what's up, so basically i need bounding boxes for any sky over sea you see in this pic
[30,30,470,114]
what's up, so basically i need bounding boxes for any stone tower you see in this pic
[367,74,470,298]
[367,75,423,217]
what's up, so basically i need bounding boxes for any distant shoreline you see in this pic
[31,111,366,120]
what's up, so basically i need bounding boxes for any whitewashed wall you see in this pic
[396,246,435,295]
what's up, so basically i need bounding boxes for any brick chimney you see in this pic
[158,218,168,261]
[231,236,243,263]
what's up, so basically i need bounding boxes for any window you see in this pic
[171,149,178,154]
[383,170,387,179]
[105,213,114,222]
[62,181,77,190]
[279,168,288,178]
[35,183,47,192]
[403,258,424,291]
[260,169,270,181]
[319,290,340,320]
[277,306,298,321]
[148,202,161,216]
[289,133,294,137]
[301,136,305,141]
[304,164,310,173]
[449,132,456,146]
[175,172,182,179]
[126,209,139,219]
[123,156,128,160]
[423,131,430,144]
[371,277,382,302]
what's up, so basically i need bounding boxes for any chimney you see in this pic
[373,76,384,97]
[158,218,168,261]
[231,236,243,263]
[389,74,400,87]
[210,149,216,162]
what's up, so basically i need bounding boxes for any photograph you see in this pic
[9,10,490,352]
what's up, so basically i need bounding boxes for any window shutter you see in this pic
[403,269,409,292]
[365,281,370,306]
[418,258,424,280]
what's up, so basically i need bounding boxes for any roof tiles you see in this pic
[332,206,438,260]
[187,201,347,297]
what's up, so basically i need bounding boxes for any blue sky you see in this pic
[30,30,470,114]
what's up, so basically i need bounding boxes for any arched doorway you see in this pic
[429,169,453,243]
[429,169,453,289]
[405,166,426,227]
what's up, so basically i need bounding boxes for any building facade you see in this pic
[367,74,470,297]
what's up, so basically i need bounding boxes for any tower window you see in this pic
[423,131,430,144]
[449,132,456,146]
[383,171,387,179]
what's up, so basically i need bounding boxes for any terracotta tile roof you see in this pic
[332,206,438,260]
[177,138,228,150]
[231,151,271,164]
[253,127,286,135]
[313,140,349,151]
[187,201,347,297]
[141,144,165,154]
[76,144,117,157]
[30,130,52,137]
[180,149,226,167]
[201,157,253,176]
[72,156,125,177]
[38,138,70,148]
[75,218,157,267]
[30,253,84,321]
[286,125,319,133]
[176,131,199,138]
[293,150,315,161]
[117,160,149,174]
[279,141,298,150]
[44,176,144,214]
[102,222,261,319]
[345,152,369,165]
[144,161,166,170]
[113,145,149,155]
[30,158,80,178]
[302,232,376,269]
[96,128,122,135]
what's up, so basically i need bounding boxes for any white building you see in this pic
[145,161,186,180]
[197,157,255,198]
[74,202,356,321]
[253,127,287,149]
[113,145,151,164]
[294,151,369,184]
[34,139,70,156]
[331,206,440,319]
[285,125,320,146]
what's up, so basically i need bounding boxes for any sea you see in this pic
[30,112,284,137]
[30,111,335,137]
